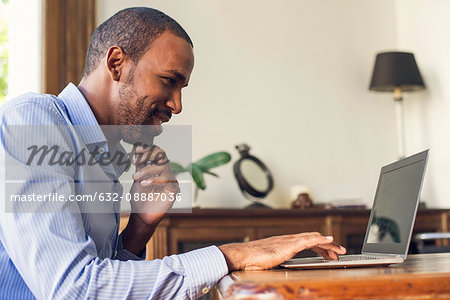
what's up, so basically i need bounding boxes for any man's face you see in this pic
[115,31,194,145]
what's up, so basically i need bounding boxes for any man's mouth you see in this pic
[148,111,171,125]
[155,112,171,123]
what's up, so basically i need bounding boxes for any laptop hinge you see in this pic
[361,252,405,259]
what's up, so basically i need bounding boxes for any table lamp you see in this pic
[369,51,425,158]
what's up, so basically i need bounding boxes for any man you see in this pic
[0,7,345,300]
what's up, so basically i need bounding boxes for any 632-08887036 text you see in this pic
[9,192,182,203]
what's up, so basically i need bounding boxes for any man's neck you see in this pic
[77,76,121,145]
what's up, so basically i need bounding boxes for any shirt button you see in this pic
[202,287,210,294]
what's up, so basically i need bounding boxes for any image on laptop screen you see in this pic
[367,160,425,245]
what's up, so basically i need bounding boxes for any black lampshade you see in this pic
[369,52,425,92]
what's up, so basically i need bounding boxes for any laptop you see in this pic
[281,149,429,269]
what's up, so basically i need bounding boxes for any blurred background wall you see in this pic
[6,0,447,209]
[395,0,450,209]
[97,0,450,209]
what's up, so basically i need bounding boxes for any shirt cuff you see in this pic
[178,245,229,299]
[115,233,146,261]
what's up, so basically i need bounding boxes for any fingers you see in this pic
[132,145,175,185]
[314,242,347,254]
[295,232,334,250]
[312,247,332,260]
[133,169,179,191]
[132,165,167,181]
[312,242,347,260]
[139,176,179,190]
[293,233,346,260]
[133,145,169,168]
[328,249,338,260]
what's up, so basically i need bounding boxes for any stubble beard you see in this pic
[116,81,160,147]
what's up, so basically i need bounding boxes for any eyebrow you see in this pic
[166,70,188,87]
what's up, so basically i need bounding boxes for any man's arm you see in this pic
[0,99,228,300]
[120,212,157,256]
[120,144,180,256]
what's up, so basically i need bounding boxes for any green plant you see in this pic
[0,1,8,102]
[170,151,231,190]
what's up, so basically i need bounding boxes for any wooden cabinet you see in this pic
[119,208,450,260]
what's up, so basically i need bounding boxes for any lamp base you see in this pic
[394,92,406,159]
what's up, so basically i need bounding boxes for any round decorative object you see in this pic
[233,144,274,208]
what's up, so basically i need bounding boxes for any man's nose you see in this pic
[165,90,182,114]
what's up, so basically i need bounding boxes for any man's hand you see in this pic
[218,232,346,271]
[121,145,180,255]
[130,145,180,225]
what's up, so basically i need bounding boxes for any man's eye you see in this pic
[163,77,176,85]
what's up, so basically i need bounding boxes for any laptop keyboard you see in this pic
[321,255,385,263]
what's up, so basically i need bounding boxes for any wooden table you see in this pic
[213,253,450,299]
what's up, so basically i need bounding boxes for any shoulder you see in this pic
[0,93,76,157]
[0,92,69,126]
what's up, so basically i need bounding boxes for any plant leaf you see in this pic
[195,152,231,171]
[203,170,219,177]
[170,162,187,176]
[191,164,206,190]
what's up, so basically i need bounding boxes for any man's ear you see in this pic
[105,46,125,81]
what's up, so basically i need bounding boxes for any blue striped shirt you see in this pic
[0,83,228,299]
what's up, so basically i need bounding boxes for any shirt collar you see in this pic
[58,82,107,145]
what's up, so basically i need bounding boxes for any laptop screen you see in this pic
[362,150,428,257]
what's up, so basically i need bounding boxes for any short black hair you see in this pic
[82,7,193,78]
